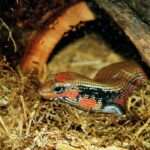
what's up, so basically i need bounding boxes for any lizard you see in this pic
[39,61,147,115]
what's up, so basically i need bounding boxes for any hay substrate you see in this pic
[0,35,150,150]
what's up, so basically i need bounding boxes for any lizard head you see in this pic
[38,72,103,111]
[38,72,123,114]
[38,72,82,100]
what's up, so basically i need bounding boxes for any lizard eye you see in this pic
[53,86,65,93]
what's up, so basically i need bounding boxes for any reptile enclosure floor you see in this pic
[0,2,150,150]
[48,33,123,78]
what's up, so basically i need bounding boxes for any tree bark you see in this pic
[94,0,150,67]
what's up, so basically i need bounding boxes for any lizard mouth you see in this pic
[38,88,57,100]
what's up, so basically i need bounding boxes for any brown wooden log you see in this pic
[20,1,95,73]
[95,0,150,67]
[123,0,150,25]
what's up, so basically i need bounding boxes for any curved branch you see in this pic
[20,1,95,73]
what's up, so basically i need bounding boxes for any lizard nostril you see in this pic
[38,88,45,96]
[38,86,50,96]
[38,87,56,100]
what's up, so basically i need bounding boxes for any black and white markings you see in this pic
[78,85,120,104]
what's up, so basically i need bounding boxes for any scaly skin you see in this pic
[39,61,147,115]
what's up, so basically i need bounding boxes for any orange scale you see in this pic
[55,72,74,82]
[58,90,79,99]
[115,98,126,106]
[79,98,97,109]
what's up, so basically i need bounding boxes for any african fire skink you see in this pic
[39,61,147,115]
